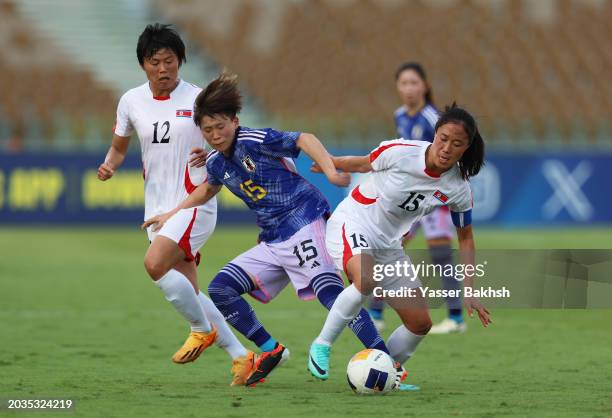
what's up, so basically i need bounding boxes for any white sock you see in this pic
[155,269,211,333]
[387,325,426,364]
[197,292,248,359]
[316,284,366,345]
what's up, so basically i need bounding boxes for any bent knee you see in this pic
[404,316,432,336]
[143,256,169,281]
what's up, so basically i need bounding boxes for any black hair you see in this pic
[395,62,434,106]
[193,72,242,126]
[136,23,186,66]
[435,103,485,179]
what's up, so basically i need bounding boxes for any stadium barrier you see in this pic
[1,151,611,225]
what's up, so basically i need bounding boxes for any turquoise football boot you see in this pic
[308,342,331,380]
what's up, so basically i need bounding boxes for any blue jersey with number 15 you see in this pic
[206,126,330,244]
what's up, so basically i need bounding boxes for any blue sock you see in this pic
[259,337,278,352]
[311,273,389,354]
[449,308,464,323]
[368,308,383,320]
[368,297,385,320]
[208,263,272,347]
[431,245,463,318]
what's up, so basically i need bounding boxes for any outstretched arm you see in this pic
[310,154,373,174]
[141,183,222,231]
[97,134,131,181]
[296,133,350,187]
[456,225,491,327]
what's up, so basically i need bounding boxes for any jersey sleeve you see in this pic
[449,181,473,228]
[259,129,301,158]
[205,156,223,186]
[369,139,416,171]
[113,93,133,137]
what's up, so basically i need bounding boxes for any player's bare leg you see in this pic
[144,236,216,364]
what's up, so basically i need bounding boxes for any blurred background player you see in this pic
[97,24,259,386]
[143,72,390,386]
[308,104,491,387]
[368,62,466,334]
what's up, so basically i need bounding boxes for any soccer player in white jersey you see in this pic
[307,104,492,388]
[369,62,467,334]
[97,24,265,386]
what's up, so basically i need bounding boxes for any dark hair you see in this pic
[395,62,434,106]
[435,103,485,179]
[137,23,186,66]
[193,72,242,126]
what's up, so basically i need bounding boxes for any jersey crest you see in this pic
[241,155,257,172]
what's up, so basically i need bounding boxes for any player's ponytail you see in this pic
[460,126,484,179]
[435,103,485,179]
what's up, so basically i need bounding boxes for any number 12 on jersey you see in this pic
[152,121,170,143]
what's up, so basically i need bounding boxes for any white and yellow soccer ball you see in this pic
[346,349,396,395]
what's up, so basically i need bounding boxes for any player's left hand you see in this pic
[189,147,208,168]
[141,211,173,232]
[327,171,351,187]
[464,296,492,327]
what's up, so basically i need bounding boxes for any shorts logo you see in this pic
[176,109,192,118]
[224,172,231,180]
[241,155,257,172]
[434,190,449,204]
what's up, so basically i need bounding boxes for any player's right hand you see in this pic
[310,162,323,173]
[141,211,172,232]
[97,162,115,181]
[465,296,492,328]
[327,171,351,187]
[189,147,208,168]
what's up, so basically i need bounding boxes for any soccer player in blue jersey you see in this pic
[368,62,466,335]
[143,72,391,387]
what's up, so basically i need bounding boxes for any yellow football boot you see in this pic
[171,326,217,364]
[230,351,257,386]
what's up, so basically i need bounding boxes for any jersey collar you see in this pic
[150,79,182,101]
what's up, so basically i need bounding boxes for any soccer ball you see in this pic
[346,349,396,395]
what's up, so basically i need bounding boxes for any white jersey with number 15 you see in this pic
[342,139,473,247]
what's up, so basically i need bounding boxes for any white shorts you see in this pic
[326,209,421,293]
[146,204,217,264]
[408,206,454,241]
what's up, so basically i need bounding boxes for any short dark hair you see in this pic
[395,62,435,106]
[435,103,485,179]
[136,23,186,66]
[193,72,242,127]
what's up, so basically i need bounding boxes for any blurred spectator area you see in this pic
[155,0,612,148]
[0,0,115,152]
[1,0,611,152]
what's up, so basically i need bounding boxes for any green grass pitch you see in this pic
[1,227,611,417]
